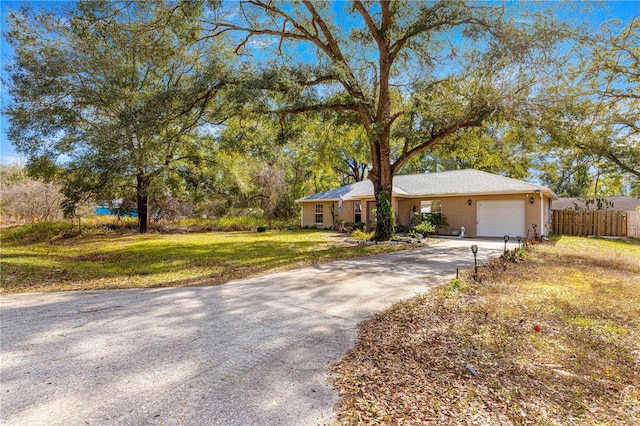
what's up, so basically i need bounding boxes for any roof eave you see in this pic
[297,189,559,202]
[393,189,559,199]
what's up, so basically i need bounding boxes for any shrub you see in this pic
[415,212,449,229]
[0,179,64,223]
[414,222,435,235]
[351,229,375,241]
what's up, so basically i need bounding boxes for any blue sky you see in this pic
[1,1,638,165]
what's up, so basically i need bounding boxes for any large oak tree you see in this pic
[213,0,569,239]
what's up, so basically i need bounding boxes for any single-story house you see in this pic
[296,169,558,238]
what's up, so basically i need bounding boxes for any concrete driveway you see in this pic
[1,238,510,425]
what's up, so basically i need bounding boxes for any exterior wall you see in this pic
[301,202,334,228]
[396,198,417,226]
[543,196,552,235]
[301,192,553,236]
[395,193,552,237]
[397,196,476,234]
[300,200,367,228]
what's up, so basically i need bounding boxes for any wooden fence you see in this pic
[552,210,629,237]
[628,211,640,238]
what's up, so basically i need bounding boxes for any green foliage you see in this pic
[351,229,375,241]
[179,215,297,232]
[396,125,535,180]
[8,1,628,238]
[535,19,639,196]
[415,212,448,229]
[215,215,265,231]
[374,191,394,241]
[414,222,435,235]
[5,1,232,232]
[503,247,526,262]
[574,197,614,211]
[447,277,464,293]
[0,164,26,185]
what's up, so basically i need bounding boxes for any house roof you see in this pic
[297,169,558,202]
[552,196,640,211]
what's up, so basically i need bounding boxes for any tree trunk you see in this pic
[373,183,393,241]
[369,133,394,241]
[136,174,150,233]
[371,35,394,241]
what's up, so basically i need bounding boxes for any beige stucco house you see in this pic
[296,169,558,238]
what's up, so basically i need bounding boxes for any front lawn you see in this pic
[0,225,412,293]
[332,236,640,424]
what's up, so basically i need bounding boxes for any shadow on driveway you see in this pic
[0,238,508,425]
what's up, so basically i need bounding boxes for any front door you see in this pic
[366,201,377,232]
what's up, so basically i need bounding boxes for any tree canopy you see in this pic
[5,0,231,232]
[209,0,572,239]
[531,17,640,197]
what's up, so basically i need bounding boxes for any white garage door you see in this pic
[477,200,526,238]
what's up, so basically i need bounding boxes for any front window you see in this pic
[420,200,442,214]
[419,200,443,226]
[354,203,362,223]
[315,204,323,225]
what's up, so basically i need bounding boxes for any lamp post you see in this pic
[503,235,510,254]
[471,244,478,275]
[517,235,521,249]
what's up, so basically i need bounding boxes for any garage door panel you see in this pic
[477,200,526,237]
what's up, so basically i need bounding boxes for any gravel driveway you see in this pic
[1,238,509,425]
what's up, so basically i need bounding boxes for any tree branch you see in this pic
[300,75,338,86]
[576,141,640,180]
[392,117,485,174]
[603,151,640,179]
[278,103,360,115]
[219,0,371,119]
[353,1,382,44]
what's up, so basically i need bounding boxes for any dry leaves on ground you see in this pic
[331,237,640,425]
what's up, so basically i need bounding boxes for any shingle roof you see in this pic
[297,169,557,202]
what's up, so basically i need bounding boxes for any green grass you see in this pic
[332,236,640,425]
[1,224,411,293]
